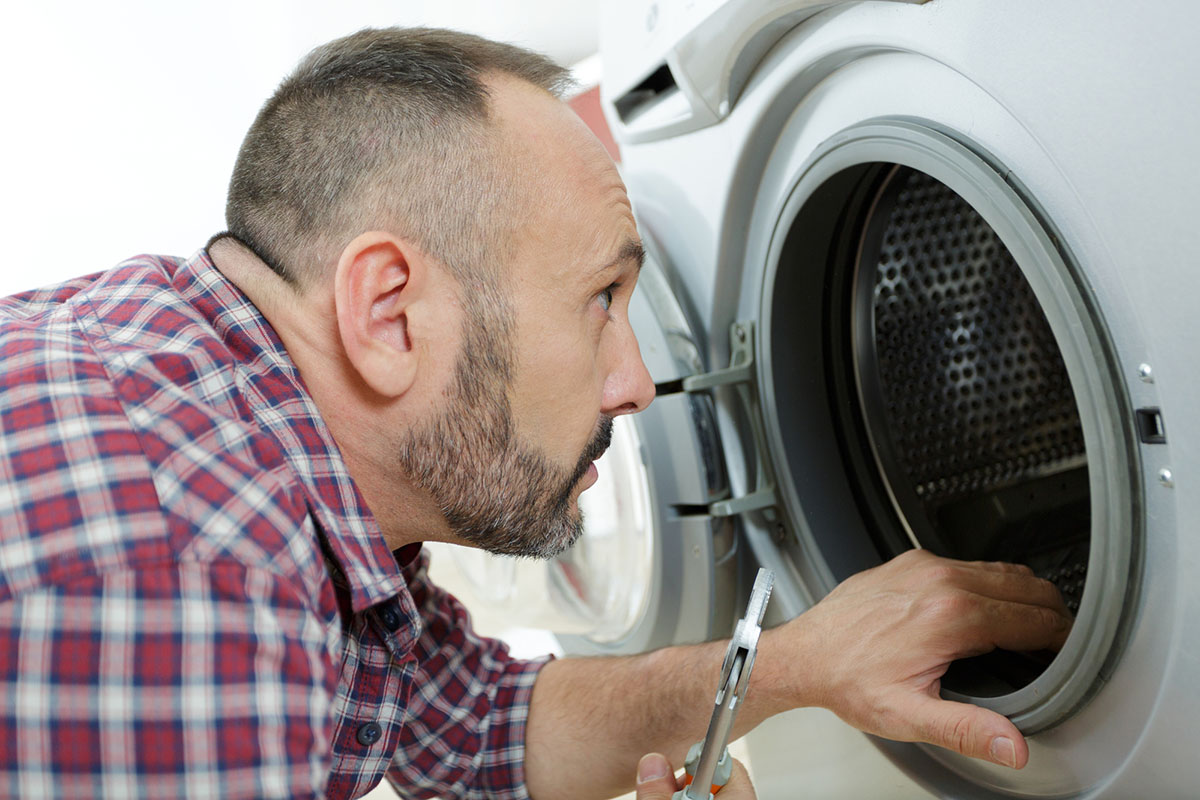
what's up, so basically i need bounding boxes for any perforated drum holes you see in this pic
[851,168,1093,681]
[769,161,1096,628]
[869,170,1086,505]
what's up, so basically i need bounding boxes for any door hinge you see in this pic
[657,321,779,520]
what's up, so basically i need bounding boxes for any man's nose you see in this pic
[601,326,655,417]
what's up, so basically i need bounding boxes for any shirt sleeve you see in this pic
[385,552,550,800]
[0,560,337,799]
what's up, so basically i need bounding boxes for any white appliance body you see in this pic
[586,0,1200,797]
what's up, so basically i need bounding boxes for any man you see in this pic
[0,27,1071,799]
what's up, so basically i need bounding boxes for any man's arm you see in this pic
[524,550,1072,800]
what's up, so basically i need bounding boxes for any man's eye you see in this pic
[597,285,616,312]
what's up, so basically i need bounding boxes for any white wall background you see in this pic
[0,0,599,298]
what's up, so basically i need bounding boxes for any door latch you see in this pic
[656,321,779,520]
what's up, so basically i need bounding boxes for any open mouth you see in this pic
[573,417,614,491]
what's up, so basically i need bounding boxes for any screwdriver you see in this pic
[674,567,774,800]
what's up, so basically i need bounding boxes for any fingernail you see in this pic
[638,753,670,783]
[990,736,1017,767]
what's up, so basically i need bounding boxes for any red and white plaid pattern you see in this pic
[0,251,544,799]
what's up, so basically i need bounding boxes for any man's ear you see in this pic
[333,231,426,398]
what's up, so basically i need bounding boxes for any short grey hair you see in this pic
[223,26,573,288]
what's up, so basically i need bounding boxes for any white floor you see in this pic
[742,708,932,799]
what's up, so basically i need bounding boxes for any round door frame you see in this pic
[754,119,1142,733]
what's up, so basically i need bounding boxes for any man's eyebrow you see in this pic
[597,239,645,276]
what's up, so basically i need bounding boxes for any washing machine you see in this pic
[448,0,1198,796]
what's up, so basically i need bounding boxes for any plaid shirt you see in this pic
[0,251,545,799]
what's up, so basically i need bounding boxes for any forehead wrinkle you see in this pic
[593,239,644,277]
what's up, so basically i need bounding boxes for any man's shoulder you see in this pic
[0,254,205,384]
[0,255,325,606]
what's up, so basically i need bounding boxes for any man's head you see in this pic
[218,28,653,558]
[226,27,572,291]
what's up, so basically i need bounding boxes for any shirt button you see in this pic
[357,721,383,746]
[378,603,402,632]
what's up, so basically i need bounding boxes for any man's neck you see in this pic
[207,237,455,552]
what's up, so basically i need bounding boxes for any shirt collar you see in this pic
[178,248,410,613]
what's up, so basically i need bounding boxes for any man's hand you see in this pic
[525,550,1071,798]
[765,549,1073,769]
[634,753,756,800]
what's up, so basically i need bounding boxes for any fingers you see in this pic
[907,556,1066,611]
[635,753,680,800]
[725,757,758,799]
[634,754,757,800]
[970,596,1073,653]
[962,558,1035,577]
[908,586,1071,659]
[895,553,1074,648]
[905,695,1029,769]
[954,566,1069,614]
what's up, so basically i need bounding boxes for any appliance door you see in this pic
[742,121,1144,799]
[604,1,1195,797]
[706,6,1192,794]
